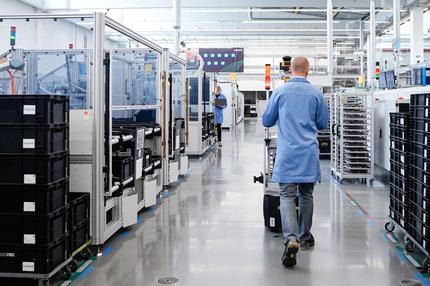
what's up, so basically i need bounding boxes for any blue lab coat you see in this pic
[214,93,227,124]
[262,77,329,183]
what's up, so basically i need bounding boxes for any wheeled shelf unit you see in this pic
[330,92,375,184]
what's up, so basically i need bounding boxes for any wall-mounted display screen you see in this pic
[199,48,244,73]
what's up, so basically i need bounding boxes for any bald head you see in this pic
[291,56,310,78]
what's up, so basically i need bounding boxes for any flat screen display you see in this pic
[199,48,244,73]
[386,70,396,89]
[378,72,387,89]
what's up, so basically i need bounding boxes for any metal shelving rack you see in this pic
[331,92,374,184]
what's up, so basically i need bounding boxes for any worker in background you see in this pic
[213,85,227,146]
[262,56,329,268]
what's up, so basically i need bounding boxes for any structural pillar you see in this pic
[368,0,376,89]
[327,0,333,83]
[410,7,424,64]
[173,0,182,55]
[393,0,400,69]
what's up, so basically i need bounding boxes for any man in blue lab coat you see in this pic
[262,56,329,268]
[214,85,227,146]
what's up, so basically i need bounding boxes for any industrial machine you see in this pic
[219,81,245,129]
[186,71,217,156]
[167,52,189,184]
[0,13,169,248]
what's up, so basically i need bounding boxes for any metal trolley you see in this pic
[330,92,375,184]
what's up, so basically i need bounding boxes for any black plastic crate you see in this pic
[390,184,407,204]
[0,207,67,245]
[390,159,407,177]
[409,177,430,198]
[411,106,430,119]
[410,165,430,185]
[112,156,132,182]
[408,206,430,237]
[389,124,408,139]
[410,154,430,172]
[390,112,410,126]
[143,148,152,168]
[0,95,69,125]
[68,219,90,254]
[0,236,67,274]
[389,172,407,191]
[0,124,68,154]
[68,192,90,227]
[411,93,430,106]
[389,208,407,228]
[0,179,68,215]
[0,151,68,185]
[409,189,430,213]
[390,136,408,152]
[390,148,407,165]
[410,129,430,145]
[408,141,430,158]
[411,118,430,132]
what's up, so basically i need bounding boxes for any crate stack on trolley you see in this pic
[0,95,89,283]
[389,112,409,229]
[407,94,430,251]
[387,93,430,272]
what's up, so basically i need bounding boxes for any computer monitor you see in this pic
[385,70,396,89]
[379,71,387,89]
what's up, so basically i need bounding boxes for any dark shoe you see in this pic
[300,234,315,251]
[282,240,299,267]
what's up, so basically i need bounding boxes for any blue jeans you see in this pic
[279,183,315,242]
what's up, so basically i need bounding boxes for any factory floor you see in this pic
[75,119,421,286]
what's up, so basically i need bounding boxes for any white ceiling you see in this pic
[16,0,430,49]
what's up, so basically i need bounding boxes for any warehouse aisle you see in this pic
[75,119,419,286]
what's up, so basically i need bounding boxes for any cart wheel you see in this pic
[404,235,412,245]
[405,241,416,253]
[369,179,374,185]
[340,179,343,185]
[60,266,72,280]
[364,179,367,184]
[385,222,395,233]
[422,258,430,274]
[69,259,79,273]
[81,247,93,260]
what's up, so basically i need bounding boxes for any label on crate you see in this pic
[427,109,429,117]
[427,122,429,132]
[135,158,143,180]
[22,138,35,149]
[0,252,15,257]
[426,137,429,145]
[425,201,427,210]
[270,217,276,227]
[425,189,427,197]
[23,202,36,212]
[426,150,428,158]
[24,174,36,184]
[401,169,405,176]
[401,219,404,227]
[23,105,36,115]
[400,118,404,125]
[402,209,405,217]
[425,227,427,237]
[401,155,404,163]
[22,262,35,272]
[425,215,427,224]
[23,234,36,244]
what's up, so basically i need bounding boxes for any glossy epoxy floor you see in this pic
[75,119,419,286]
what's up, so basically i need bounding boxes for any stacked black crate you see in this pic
[389,112,409,229]
[408,93,430,250]
[0,95,70,274]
